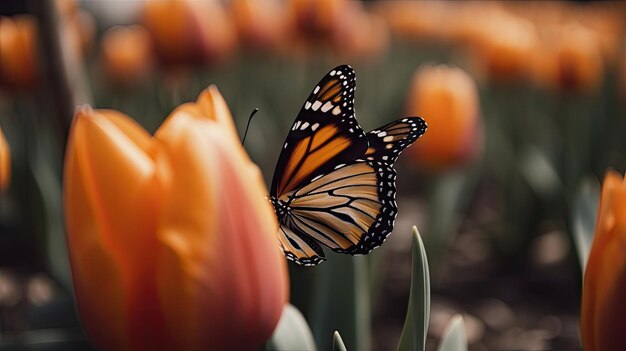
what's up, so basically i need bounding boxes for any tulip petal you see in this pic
[154,110,286,350]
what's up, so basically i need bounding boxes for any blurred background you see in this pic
[0,0,625,350]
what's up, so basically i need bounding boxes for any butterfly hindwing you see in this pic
[270,65,368,198]
[365,117,427,163]
[277,225,326,266]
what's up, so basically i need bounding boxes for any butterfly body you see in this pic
[270,65,426,266]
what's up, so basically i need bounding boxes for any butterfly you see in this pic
[269,65,427,266]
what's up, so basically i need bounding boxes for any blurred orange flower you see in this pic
[0,125,10,192]
[581,171,626,351]
[406,65,482,171]
[472,12,539,83]
[0,16,39,89]
[230,0,287,52]
[64,86,288,351]
[101,25,154,85]
[0,4,93,90]
[284,0,388,59]
[533,23,603,94]
[141,0,236,67]
[374,1,447,43]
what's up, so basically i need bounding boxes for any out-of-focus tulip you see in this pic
[471,12,538,83]
[283,0,387,59]
[374,1,447,43]
[141,0,236,66]
[581,171,626,351]
[406,65,482,171]
[230,0,287,52]
[0,125,10,192]
[0,16,39,89]
[334,4,389,61]
[64,86,288,351]
[533,23,603,94]
[101,25,154,86]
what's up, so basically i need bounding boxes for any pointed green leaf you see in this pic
[333,331,347,351]
[437,315,467,351]
[572,177,600,272]
[397,226,430,351]
[266,304,317,351]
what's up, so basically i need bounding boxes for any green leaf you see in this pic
[333,331,347,351]
[266,304,317,351]
[310,253,370,351]
[519,145,561,200]
[572,177,600,272]
[437,315,467,351]
[397,226,431,351]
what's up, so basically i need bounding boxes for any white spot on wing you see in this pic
[313,86,320,94]
[332,106,341,115]
[383,136,394,142]
[312,101,322,111]
[311,123,320,131]
[321,101,333,113]
[377,131,387,137]
[300,122,310,130]
[305,101,311,110]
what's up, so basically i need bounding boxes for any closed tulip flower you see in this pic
[0,125,10,192]
[406,65,482,171]
[64,86,288,351]
[581,171,626,351]
[230,0,287,52]
[101,25,154,85]
[0,16,39,89]
[535,23,603,94]
[141,0,236,67]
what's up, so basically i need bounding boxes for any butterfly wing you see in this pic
[282,117,427,262]
[365,117,427,163]
[270,65,368,198]
[277,225,326,266]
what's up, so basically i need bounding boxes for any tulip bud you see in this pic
[534,23,603,94]
[141,0,236,67]
[230,0,287,52]
[0,16,39,89]
[0,125,10,192]
[64,86,288,351]
[581,171,626,350]
[472,12,538,83]
[101,25,154,86]
[406,65,483,171]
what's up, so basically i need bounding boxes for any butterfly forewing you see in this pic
[270,65,368,198]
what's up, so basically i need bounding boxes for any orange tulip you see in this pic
[581,171,626,351]
[472,12,539,83]
[64,86,288,351]
[230,0,287,52]
[533,23,603,94]
[374,1,447,43]
[0,125,10,192]
[406,65,482,171]
[141,0,236,66]
[101,25,154,85]
[283,0,387,59]
[0,16,39,89]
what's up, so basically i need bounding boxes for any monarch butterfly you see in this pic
[270,65,427,266]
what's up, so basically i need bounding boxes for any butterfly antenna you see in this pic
[241,108,259,147]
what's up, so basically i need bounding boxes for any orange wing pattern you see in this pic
[270,65,367,197]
